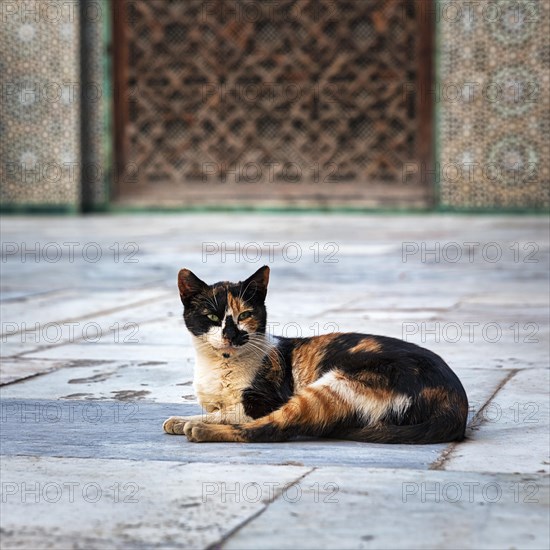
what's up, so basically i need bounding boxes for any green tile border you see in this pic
[2,204,546,215]
[105,204,547,215]
[0,204,78,215]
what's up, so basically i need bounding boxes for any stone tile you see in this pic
[24,343,191,362]
[4,315,190,361]
[460,292,550,308]
[0,288,171,330]
[1,292,178,358]
[223,467,549,550]
[0,399,446,469]
[443,369,550,475]
[0,455,309,549]
[0,359,106,386]
[452,368,512,422]
[337,293,460,311]
[1,214,548,549]
[0,362,194,403]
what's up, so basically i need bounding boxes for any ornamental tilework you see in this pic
[0,0,81,209]
[438,0,550,209]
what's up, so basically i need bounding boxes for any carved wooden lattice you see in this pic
[115,0,430,206]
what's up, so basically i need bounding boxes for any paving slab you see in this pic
[0,288,171,334]
[0,399,446,469]
[22,342,192,362]
[1,213,548,549]
[443,369,550,475]
[0,361,195,402]
[1,294,180,358]
[0,455,310,550]
[0,362,508,417]
[0,358,114,385]
[222,467,550,550]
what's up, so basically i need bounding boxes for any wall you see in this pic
[1,0,548,212]
[1,0,81,211]
[437,0,549,210]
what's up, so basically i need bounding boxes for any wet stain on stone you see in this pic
[110,390,150,401]
[64,360,114,368]
[60,393,94,399]
[68,372,115,384]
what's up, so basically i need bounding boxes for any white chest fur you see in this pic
[191,339,262,412]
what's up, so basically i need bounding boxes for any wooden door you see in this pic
[112,0,433,208]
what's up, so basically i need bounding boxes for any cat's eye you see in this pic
[206,313,220,322]
[238,311,253,321]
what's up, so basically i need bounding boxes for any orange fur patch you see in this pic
[421,387,468,417]
[188,422,245,442]
[227,292,244,314]
[253,383,349,430]
[291,333,341,388]
[227,292,259,331]
[240,315,259,332]
[350,337,382,353]
[421,387,448,401]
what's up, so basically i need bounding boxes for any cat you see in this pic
[163,265,469,444]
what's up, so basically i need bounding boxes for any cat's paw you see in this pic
[163,416,189,435]
[183,420,211,442]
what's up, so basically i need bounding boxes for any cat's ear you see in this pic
[178,269,207,303]
[243,265,270,302]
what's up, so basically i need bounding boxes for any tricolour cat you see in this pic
[164,266,468,443]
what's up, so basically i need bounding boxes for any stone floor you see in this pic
[1,213,549,550]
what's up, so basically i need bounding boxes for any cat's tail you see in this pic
[335,413,467,444]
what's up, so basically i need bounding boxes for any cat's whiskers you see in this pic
[191,332,269,369]
[203,295,219,313]
[238,279,255,303]
[212,288,220,310]
[240,343,268,365]
[246,334,286,366]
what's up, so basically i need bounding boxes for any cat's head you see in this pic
[177,266,269,356]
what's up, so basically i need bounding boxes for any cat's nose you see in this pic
[222,316,238,340]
